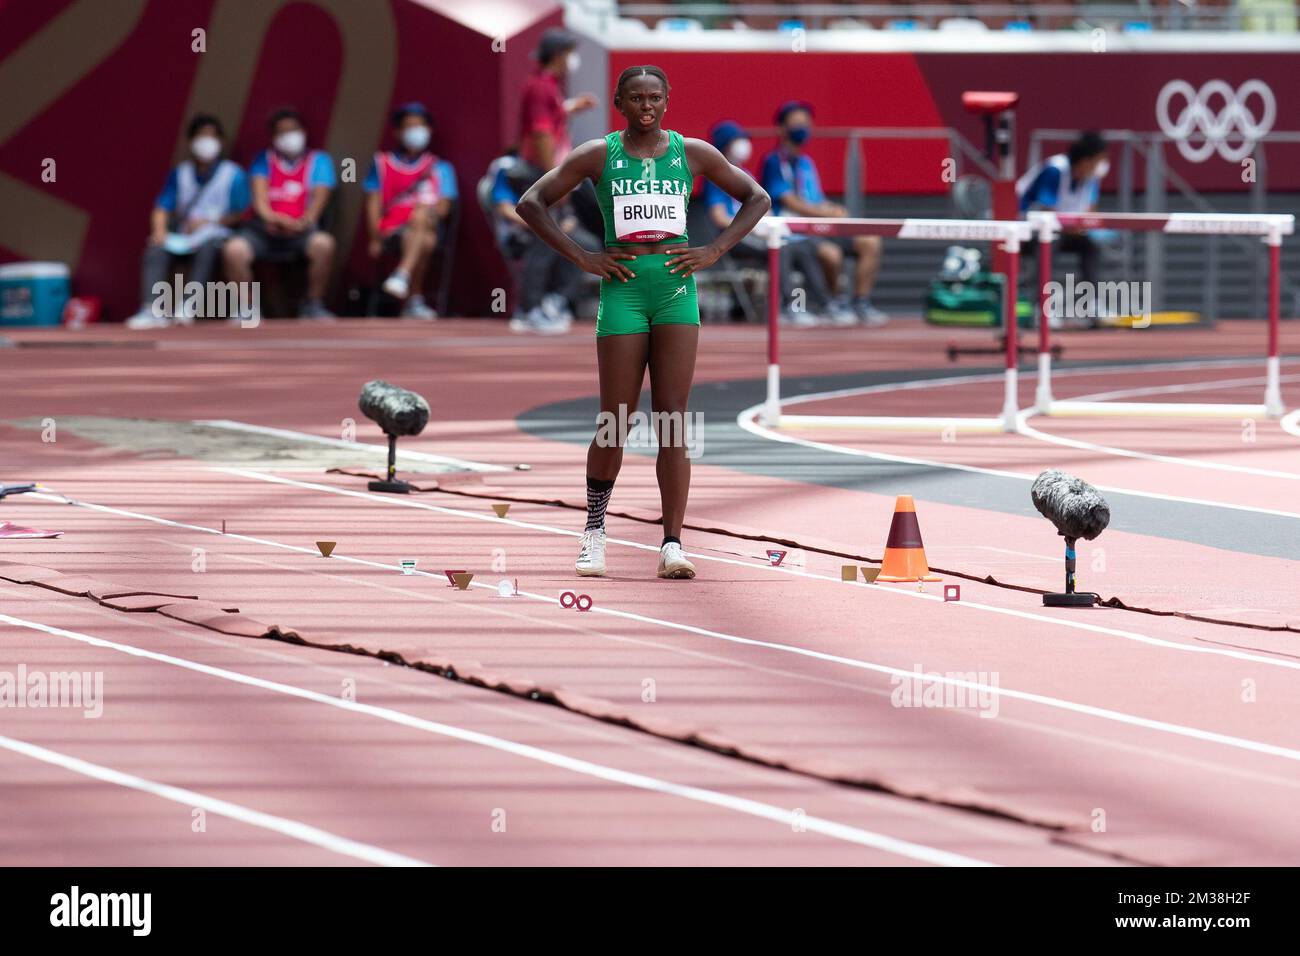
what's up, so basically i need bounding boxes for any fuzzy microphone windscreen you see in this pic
[358,380,430,437]
[1030,469,1111,541]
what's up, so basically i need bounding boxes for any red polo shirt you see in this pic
[519,69,570,169]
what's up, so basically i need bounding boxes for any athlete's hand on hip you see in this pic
[582,250,637,282]
[665,245,721,278]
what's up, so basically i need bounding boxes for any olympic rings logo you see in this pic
[1156,79,1276,163]
[559,590,593,612]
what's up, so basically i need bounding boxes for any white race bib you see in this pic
[613,192,686,243]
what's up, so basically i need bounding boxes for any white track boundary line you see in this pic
[0,612,987,867]
[27,479,1300,771]
[0,729,431,867]
[763,358,1300,483]
[31,481,1300,677]
[194,419,507,473]
[1067,373,1300,405]
[205,472,1300,673]
[1015,408,1300,481]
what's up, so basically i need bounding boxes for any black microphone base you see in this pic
[367,479,413,494]
[1043,591,1098,608]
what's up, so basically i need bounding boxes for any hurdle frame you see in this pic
[1027,210,1295,419]
[760,216,1034,432]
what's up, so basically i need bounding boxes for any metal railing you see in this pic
[574,2,1297,32]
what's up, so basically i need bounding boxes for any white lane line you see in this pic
[30,479,1300,676]
[737,399,1300,522]
[27,480,1300,765]
[0,731,432,867]
[193,419,507,473]
[759,358,1300,485]
[203,471,1300,673]
[1067,373,1300,405]
[0,612,989,867]
[1015,407,1300,481]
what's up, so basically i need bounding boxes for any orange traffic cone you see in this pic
[876,495,941,583]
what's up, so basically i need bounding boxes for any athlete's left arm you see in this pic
[666,139,770,277]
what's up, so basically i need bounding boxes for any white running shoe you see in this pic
[575,529,607,576]
[382,271,410,300]
[657,541,696,579]
[403,295,437,320]
[125,308,172,330]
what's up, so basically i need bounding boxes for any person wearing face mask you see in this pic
[761,101,887,327]
[516,28,604,240]
[1017,131,1109,300]
[703,120,847,327]
[126,114,250,329]
[223,108,338,321]
[363,102,458,319]
[519,28,596,174]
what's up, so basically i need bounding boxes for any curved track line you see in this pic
[0,730,433,867]
[0,612,989,867]
[1015,408,1300,481]
[766,357,1300,482]
[1281,409,1300,440]
[737,401,1300,522]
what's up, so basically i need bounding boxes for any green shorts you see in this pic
[595,252,700,337]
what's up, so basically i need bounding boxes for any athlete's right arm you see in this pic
[515,139,635,282]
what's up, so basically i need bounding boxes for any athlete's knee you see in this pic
[223,237,252,267]
[816,241,842,266]
[307,231,336,258]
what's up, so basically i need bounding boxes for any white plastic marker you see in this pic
[400,558,417,575]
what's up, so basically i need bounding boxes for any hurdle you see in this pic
[1027,210,1295,419]
[759,216,1034,433]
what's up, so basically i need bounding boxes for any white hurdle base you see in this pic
[1045,400,1271,419]
[777,415,1009,432]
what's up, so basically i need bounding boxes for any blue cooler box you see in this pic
[0,262,70,327]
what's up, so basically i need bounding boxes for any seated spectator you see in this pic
[126,114,249,329]
[703,120,848,327]
[761,100,887,326]
[487,153,599,334]
[222,108,337,321]
[1018,131,1109,288]
[364,102,455,319]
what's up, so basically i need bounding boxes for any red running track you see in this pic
[1,317,1298,866]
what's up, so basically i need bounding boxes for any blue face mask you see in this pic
[787,125,810,146]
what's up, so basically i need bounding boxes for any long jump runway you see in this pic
[2,319,1298,866]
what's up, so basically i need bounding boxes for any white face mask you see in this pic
[1094,159,1111,180]
[726,138,752,164]
[567,51,580,73]
[401,125,430,151]
[274,130,306,157]
[191,136,221,163]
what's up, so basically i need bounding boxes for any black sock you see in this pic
[662,535,681,548]
[585,477,615,532]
